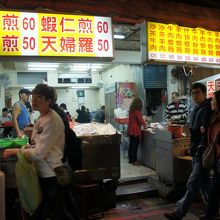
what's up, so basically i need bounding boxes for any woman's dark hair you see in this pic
[214,90,220,112]
[129,97,143,112]
[191,82,206,93]
[32,84,57,107]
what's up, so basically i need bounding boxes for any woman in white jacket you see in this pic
[4,84,74,220]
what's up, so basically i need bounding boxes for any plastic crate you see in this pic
[0,137,28,149]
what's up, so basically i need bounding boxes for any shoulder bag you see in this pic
[202,137,217,170]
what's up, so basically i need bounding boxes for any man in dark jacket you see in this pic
[164,83,213,220]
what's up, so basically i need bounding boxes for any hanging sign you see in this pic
[147,21,220,64]
[0,11,113,57]
[207,81,215,98]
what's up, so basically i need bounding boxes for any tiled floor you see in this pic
[120,146,156,179]
[100,197,205,220]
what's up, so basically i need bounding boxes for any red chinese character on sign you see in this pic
[207,37,213,43]
[41,36,57,52]
[176,40,182,46]
[159,25,165,31]
[185,35,190,40]
[150,38,156,43]
[168,40,174,45]
[60,37,76,52]
[2,35,18,52]
[3,14,19,31]
[185,48,190,53]
[176,34,182,39]
[216,51,220,56]
[177,47,182,53]
[149,24,156,30]
[159,39,165,44]
[78,18,92,33]
[215,38,220,44]
[60,17,75,32]
[193,49,199,54]
[193,42,198,47]
[192,36,198,41]
[150,31,156,37]
[208,50,213,56]
[78,37,93,53]
[176,26,182,32]
[150,45,157,50]
[208,44,213,49]
[201,49,206,55]
[167,33,174,38]
[41,16,57,32]
[200,36,206,42]
[207,81,215,98]
[168,46,174,52]
[159,32,165,37]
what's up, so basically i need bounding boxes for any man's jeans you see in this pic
[176,153,210,217]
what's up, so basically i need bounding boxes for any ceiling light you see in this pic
[114,34,126,39]
[28,67,57,71]
[28,63,59,68]
[70,86,90,89]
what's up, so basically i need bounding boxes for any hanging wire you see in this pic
[183,65,192,77]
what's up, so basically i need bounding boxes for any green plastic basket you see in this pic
[0,137,29,149]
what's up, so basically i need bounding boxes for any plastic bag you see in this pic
[15,151,42,215]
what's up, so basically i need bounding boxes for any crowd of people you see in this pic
[1,82,220,219]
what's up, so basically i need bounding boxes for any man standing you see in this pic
[165,92,188,124]
[12,89,31,137]
[0,108,12,137]
[95,105,105,123]
[164,83,213,220]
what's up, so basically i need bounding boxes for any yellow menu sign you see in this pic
[0,11,113,57]
[147,21,220,64]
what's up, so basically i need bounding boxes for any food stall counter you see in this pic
[154,128,192,184]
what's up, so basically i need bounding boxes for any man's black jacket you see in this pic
[190,98,213,156]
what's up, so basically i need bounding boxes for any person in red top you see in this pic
[127,97,146,165]
[201,90,220,220]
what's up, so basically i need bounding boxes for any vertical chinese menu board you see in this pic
[147,21,220,64]
[0,11,113,57]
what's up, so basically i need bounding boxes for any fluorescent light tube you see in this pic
[70,86,90,89]
[28,67,57,71]
[114,34,125,39]
[28,63,59,68]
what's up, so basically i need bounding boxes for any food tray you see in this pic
[0,137,28,148]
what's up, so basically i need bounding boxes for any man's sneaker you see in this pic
[164,211,182,220]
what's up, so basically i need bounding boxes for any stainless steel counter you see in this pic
[154,129,192,184]
[140,129,156,170]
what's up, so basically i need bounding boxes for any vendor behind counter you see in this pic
[165,92,188,125]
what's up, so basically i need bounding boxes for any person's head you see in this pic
[59,103,67,111]
[101,105,105,111]
[171,92,179,103]
[18,88,31,103]
[81,106,86,111]
[191,83,207,104]
[32,84,57,113]
[2,108,8,117]
[129,97,143,112]
[211,90,220,112]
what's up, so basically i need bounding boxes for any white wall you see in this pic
[98,64,135,106]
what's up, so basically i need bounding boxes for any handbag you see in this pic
[15,152,42,215]
[53,164,73,186]
[202,138,217,170]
